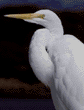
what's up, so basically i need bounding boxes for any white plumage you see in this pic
[5,9,84,110]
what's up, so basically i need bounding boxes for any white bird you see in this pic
[5,9,84,110]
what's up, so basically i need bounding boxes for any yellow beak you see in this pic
[4,13,45,20]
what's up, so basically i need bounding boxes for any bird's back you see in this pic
[49,34,84,110]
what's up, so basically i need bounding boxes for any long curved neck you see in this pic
[39,13,64,38]
[47,20,64,38]
[29,29,54,87]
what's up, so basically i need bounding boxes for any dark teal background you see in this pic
[0,0,84,11]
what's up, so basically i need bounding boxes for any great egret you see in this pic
[5,9,84,110]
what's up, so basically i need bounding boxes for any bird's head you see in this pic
[5,9,63,36]
[25,9,60,26]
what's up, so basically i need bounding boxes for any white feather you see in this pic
[27,9,84,110]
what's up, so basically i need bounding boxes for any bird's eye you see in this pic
[38,14,45,19]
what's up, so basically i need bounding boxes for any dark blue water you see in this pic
[0,99,55,110]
